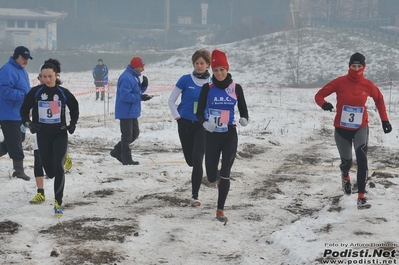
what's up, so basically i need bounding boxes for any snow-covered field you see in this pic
[1,28,399,264]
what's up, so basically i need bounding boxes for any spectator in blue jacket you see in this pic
[110,57,152,165]
[0,46,33,181]
[93,59,108,101]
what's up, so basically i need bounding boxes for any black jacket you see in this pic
[20,84,79,134]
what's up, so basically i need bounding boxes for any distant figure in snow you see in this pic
[315,52,392,210]
[168,49,211,207]
[93,59,108,101]
[196,49,249,223]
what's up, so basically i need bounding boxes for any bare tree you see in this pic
[284,29,303,87]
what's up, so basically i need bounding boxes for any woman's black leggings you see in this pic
[334,126,369,194]
[205,127,238,210]
[177,118,205,198]
[37,131,68,205]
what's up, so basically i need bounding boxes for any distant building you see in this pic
[0,7,67,51]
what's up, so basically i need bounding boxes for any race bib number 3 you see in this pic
[38,101,61,124]
[340,105,364,128]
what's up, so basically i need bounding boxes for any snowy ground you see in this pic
[1,28,399,264]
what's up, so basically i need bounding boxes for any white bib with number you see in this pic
[340,105,364,129]
[208,108,229,132]
[38,101,61,124]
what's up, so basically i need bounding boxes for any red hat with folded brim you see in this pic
[211,49,229,70]
[130,57,145,68]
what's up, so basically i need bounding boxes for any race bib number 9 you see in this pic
[340,105,364,128]
[209,108,229,132]
[38,101,61,124]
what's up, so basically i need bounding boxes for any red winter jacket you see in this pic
[315,67,388,130]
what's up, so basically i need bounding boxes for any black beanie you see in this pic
[349,52,365,67]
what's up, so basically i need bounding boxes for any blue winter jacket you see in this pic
[0,57,30,121]
[92,64,109,86]
[115,65,147,119]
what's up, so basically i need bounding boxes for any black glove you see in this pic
[141,76,148,87]
[141,94,152,101]
[322,102,334,112]
[382,121,392,134]
[29,122,41,134]
[67,124,76,134]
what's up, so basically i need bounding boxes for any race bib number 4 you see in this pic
[340,105,364,128]
[38,101,61,124]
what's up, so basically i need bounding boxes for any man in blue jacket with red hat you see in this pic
[110,56,152,165]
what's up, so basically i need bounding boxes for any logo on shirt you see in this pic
[213,96,232,102]
[226,87,235,94]
[188,86,195,90]
[41,93,48,100]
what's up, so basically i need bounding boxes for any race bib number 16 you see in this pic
[209,108,229,132]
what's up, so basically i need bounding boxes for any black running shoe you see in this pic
[357,198,371,210]
[342,177,351,195]
[122,160,139,165]
[110,150,122,163]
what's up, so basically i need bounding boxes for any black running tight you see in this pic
[205,127,238,210]
[36,131,68,205]
[177,118,205,198]
[334,126,369,194]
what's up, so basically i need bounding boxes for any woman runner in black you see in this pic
[20,59,79,216]
[196,49,249,222]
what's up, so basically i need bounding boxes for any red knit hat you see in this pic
[211,49,229,70]
[130,57,145,68]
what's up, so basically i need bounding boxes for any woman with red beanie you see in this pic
[315,52,392,210]
[196,49,249,223]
